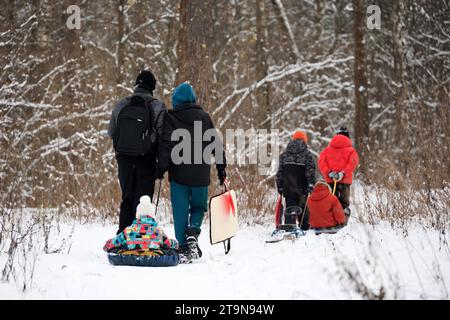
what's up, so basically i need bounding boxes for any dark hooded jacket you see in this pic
[276,139,316,198]
[157,103,226,186]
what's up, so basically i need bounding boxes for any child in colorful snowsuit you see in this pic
[318,127,359,216]
[276,131,316,230]
[307,181,347,230]
[103,195,178,254]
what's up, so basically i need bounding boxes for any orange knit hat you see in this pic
[292,130,308,143]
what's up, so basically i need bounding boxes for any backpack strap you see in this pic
[144,99,153,134]
[144,98,163,132]
[151,101,165,134]
[143,98,157,116]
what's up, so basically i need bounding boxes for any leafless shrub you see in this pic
[217,166,275,226]
[0,159,75,291]
[1,208,39,291]
[333,226,402,300]
[337,263,388,300]
[360,156,449,236]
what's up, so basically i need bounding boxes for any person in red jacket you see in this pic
[307,181,347,229]
[318,127,359,216]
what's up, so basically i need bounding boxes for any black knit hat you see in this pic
[337,126,350,138]
[135,70,156,92]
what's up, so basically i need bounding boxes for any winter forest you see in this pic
[0,0,449,300]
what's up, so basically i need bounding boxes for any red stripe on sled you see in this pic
[225,191,236,217]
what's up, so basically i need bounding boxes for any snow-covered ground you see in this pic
[1,217,449,299]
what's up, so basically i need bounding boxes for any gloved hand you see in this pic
[218,168,227,185]
[336,171,344,182]
[155,167,166,180]
[307,184,314,194]
[278,187,283,195]
[328,171,337,180]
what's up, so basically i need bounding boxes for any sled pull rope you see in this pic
[298,193,310,230]
[332,179,337,195]
[154,179,162,216]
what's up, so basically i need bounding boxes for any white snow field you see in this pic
[1,216,449,300]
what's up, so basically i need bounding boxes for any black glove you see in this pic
[277,187,283,195]
[218,168,226,185]
[307,184,314,194]
[155,167,166,180]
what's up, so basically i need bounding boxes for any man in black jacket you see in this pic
[276,131,316,229]
[156,82,226,262]
[108,70,167,234]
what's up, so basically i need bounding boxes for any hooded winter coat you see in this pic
[307,183,346,228]
[276,139,316,198]
[318,134,359,184]
[157,83,226,186]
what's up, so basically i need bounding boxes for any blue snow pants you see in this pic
[170,181,208,246]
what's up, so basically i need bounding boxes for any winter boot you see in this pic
[177,245,192,264]
[344,207,351,217]
[186,228,202,260]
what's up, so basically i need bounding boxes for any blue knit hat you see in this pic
[172,82,197,108]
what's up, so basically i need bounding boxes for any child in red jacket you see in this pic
[318,127,359,216]
[307,181,347,229]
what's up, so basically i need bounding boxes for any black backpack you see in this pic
[113,96,159,156]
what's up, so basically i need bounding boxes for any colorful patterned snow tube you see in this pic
[107,249,179,267]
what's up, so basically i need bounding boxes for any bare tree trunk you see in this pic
[175,0,214,111]
[7,0,14,30]
[255,0,270,130]
[30,0,40,50]
[392,0,408,153]
[1,0,15,56]
[255,0,271,176]
[63,0,81,61]
[352,0,369,175]
[62,0,82,101]
[116,0,125,90]
[314,0,324,57]
[271,0,301,62]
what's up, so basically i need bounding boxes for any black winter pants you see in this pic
[328,183,351,209]
[284,194,309,230]
[116,154,156,233]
